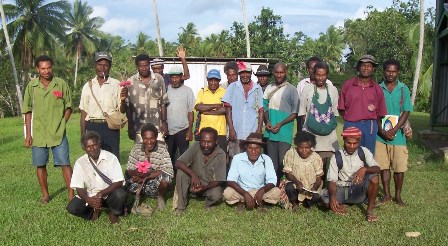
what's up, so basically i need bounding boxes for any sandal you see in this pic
[366,213,378,222]
[41,197,51,205]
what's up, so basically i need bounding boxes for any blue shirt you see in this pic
[227,153,277,190]
[221,81,264,140]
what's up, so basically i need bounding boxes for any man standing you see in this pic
[255,64,271,92]
[220,61,239,89]
[195,69,227,151]
[375,59,412,206]
[67,131,126,224]
[122,54,168,143]
[175,127,226,214]
[222,62,264,159]
[79,52,123,159]
[22,55,73,204]
[166,66,195,166]
[150,45,190,89]
[324,127,380,222]
[224,133,280,212]
[264,63,299,183]
[338,55,387,155]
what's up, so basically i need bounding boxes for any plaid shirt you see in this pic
[126,142,173,177]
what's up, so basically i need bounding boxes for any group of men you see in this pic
[22,49,412,223]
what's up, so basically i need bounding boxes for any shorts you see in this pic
[125,171,172,197]
[374,141,408,172]
[32,134,70,167]
[321,174,378,204]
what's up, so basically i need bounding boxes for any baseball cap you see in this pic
[207,69,221,80]
[150,58,165,67]
[168,66,183,75]
[95,52,112,62]
[237,61,252,73]
[358,55,378,66]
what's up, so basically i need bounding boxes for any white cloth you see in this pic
[79,76,121,120]
[296,78,333,99]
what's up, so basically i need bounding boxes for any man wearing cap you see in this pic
[79,52,123,159]
[22,55,74,204]
[220,61,239,89]
[195,69,227,151]
[375,59,413,206]
[338,54,387,155]
[224,132,280,212]
[222,61,264,159]
[263,63,300,184]
[151,45,190,89]
[121,54,168,143]
[255,65,271,92]
[174,127,226,214]
[323,127,380,222]
[165,66,195,166]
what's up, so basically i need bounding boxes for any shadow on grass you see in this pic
[51,187,67,200]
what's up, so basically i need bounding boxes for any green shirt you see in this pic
[22,77,72,147]
[376,81,413,146]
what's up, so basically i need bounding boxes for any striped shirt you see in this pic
[126,143,174,177]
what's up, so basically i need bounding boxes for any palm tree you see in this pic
[4,0,68,85]
[65,0,104,86]
[152,0,163,56]
[178,22,200,52]
[241,0,251,58]
[0,0,22,114]
[411,0,424,105]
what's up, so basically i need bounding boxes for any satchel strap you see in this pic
[88,156,112,185]
[88,80,107,117]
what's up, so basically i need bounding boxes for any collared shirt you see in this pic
[263,82,299,144]
[195,86,227,135]
[377,81,413,146]
[71,150,124,197]
[22,77,72,147]
[296,77,334,98]
[227,152,277,190]
[79,76,121,120]
[177,142,226,183]
[167,84,195,135]
[337,77,387,122]
[222,80,264,140]
[126,143,174,177]
[327,147,378,186]
[283,149,324,201]
[126,72,168,133]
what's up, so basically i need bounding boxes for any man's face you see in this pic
[142,130,157,152]
[170,75,182,88]
[384,64,399,83]
[137,60,151,78]
[343,137,360,155]
[199,132,217,156]
[83,138,101,160]
[358,62,374,78]
[239,71,251,84]
[207,78,220,92]
[307,60,318,80]
[95,59,111,78]
[295,141,313,159]
[257,75,269,87]
[151,65,163,75]
[36,61,53,80]
[315,68,328,88]
[246,143,262,163]
[226,69,238,84]
[274,64,287,85]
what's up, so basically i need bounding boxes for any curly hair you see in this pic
[293,131,317,148]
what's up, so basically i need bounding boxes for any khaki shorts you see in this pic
[374,141,408,172]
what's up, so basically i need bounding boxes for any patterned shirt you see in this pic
[126,72,168,133]
[126,142,174,177]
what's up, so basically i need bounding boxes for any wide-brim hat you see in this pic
[357,54,378,66]
[254,65,271,76]
[243,132,265,145]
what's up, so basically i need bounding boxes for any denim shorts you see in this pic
[32,134,70,167]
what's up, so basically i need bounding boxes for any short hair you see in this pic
[135,54,151,66]
[35,55,53,67]
[199,127,218,140]
[81,131,101,147]
[141,123,158,136]
[383,59,401,71]
[306,56,322,69]
[313,61,329,74]
[224,61,238,74]
[293,131,317,148]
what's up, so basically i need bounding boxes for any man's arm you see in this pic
[161,104,168,136]
[119,87,128,113]
[186,111,194,141]
[175,160,201,189]
[24,112,32,147]
[64,108,72,122]
[328,181,345,214]
[76,188,102,210]
[225,106,237,140]
[285,173,304,189]
[177,46,190,80]
[80,110,87,134]
[352,166,380,185]
[227,181,256,209]
[271,113,297,133]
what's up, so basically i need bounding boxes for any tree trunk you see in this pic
[0,0,22,115]
[411,0,425,105]
[74,43,80,87]
[153,0,164,56]
[241,0,251,58]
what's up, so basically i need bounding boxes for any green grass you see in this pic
[1,113,448,245]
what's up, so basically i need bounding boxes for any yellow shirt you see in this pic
[195,86,227,135]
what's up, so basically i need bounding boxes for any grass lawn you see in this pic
[0,112,447,245]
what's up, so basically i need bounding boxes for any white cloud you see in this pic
[92,6,109,18]
[198,23,226,38]
[101,18,149,40]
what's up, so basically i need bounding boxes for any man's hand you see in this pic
[161,122,168,137]
[24,135,32,148]
[176,45,186,59]
[128,127,136,140]
[352,167,366,185]
[120,87,128,101]
[132,176,143,184]
[186,130,193,141]
[229,128,237,141]
[271,123,282,133]
[191,174,201,190]
[88,195,102,210]
[243,192,256,209]
[254,188,265,206]
[378,129,393,141]
[192,184,208,193]
[329,198,346,215]
[265,122,273,132]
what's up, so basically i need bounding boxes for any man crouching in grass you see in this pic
[67,131,126,224]
[323,127,380,222]
[224,133,281,213]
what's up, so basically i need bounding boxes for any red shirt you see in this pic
[337,77,387,122]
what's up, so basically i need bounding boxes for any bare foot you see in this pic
[395,197,406,207]
[236,202,245,214]
[41,197,51,205]
[292,203,299,212]
[174,209,184,216]
[366,211,378,222]
[375,196,392,208]
[157,196,166,210]
[91,209,100,222]
[108,212,119,224]
[257,204,267,213]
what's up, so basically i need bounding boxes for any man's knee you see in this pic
[370,175,379,185]
[285,182,296,193]
[66,197,85,215]
[206,187,223,202]
[111,188,127,202]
